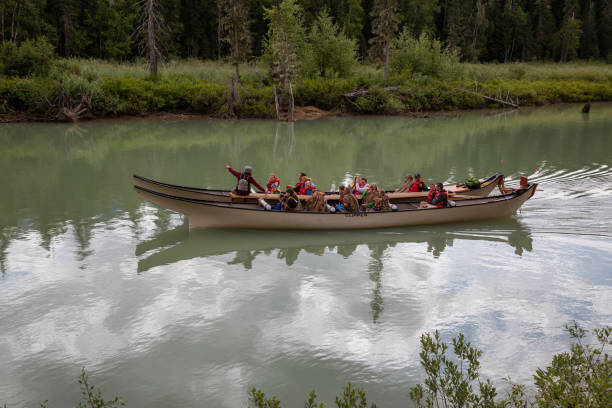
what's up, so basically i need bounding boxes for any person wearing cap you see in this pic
[226,165,265,196]
[413,173,429,192]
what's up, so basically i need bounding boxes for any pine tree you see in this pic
[263,0,306,94]
[221,0,251,82]
[369,0,399,83]
[579,0,599,58]
[555,0,582,61]
[446,0,487,61]
[531,0,557,60]
[339,0,365,55]
[306,9,357,77]
[398,0,440,37]
[598,0,612,60]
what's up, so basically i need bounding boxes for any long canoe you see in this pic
[134,182,537,230]
[133,173,503,203]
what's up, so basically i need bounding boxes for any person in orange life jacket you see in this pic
[266,173,281,194]
[412,173,429,192]
[226,165,265,196]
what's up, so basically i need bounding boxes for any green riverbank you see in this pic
[1,60,612,121]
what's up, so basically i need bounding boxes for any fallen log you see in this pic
[453,87,519,108]
[343,86,400,99]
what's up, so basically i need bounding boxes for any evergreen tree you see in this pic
[598,0,612,60]
[338,0,366,55]
[221,0,251,81]
[263,0,306,93]
[305,9,357,77]
[71,0,135,59]
[531,0,558,60]
[579,0,598,58]
[398,0,440,37]
[487,0,529,62]
[446,0,487,61]
[555,0,582,61]
[369,0,399,83]
[0,0,54,43]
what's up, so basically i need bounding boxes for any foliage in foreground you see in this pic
[1,323,608,408]
[249,323,610,408]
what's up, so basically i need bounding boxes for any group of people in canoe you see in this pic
[226,165,450,212]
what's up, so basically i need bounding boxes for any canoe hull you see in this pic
[135,184,536,230]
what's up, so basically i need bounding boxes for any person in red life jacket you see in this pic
[420,183,447,208]
[295,172,307,194]
[266,173,281,194]
[430,182,448,207]
[426,184,437,202]
[226,165,265,196]
[413,173,429,192]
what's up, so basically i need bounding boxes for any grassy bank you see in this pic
[1,60,611,121]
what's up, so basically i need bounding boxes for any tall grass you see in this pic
[463,62,612,82]
[68,58,612,83]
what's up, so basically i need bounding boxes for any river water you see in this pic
[1,104,611,407]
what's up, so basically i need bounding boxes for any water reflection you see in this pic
[136,217,533,273]
[135,216,533,321]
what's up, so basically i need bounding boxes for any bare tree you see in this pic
[135,0,163,76]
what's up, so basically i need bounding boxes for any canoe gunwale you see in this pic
[133,173,503,198]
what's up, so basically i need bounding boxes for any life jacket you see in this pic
[286,193,299,208]
[267,178,280,194]
[236,173,250,194]
[414,178,428,191]
[427,190,436,204]
[434,191,448,208]
[409,182,421,192]
[302,180,315,195]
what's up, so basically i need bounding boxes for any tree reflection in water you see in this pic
[133,214,534,321]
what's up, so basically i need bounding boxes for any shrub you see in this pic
[303,10,358,78]
[0,38,54,77]
[390,30,462,80]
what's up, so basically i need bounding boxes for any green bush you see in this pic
[390,30,463,80]
[0,77,57,113]
[0,38,55,77]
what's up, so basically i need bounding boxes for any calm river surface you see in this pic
[1,104,611,407]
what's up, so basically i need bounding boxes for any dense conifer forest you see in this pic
[1,0,610,62]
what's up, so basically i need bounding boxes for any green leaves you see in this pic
[304,10,358,78]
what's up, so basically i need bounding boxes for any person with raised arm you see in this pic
[226,165,265,196]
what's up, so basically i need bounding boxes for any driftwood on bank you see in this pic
[342,86,400,99]
[45,84,93,122]
[453,87,519,108]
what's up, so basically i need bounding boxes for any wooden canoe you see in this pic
[132,173,503,203]
[134,182,537,230]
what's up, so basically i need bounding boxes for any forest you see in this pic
[1,0,611,63]
[1,0,611,120]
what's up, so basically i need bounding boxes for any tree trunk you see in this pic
[217,0,222,60]
[147,0,157,76]
[384,41,390,84]
[61,4,71,57]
